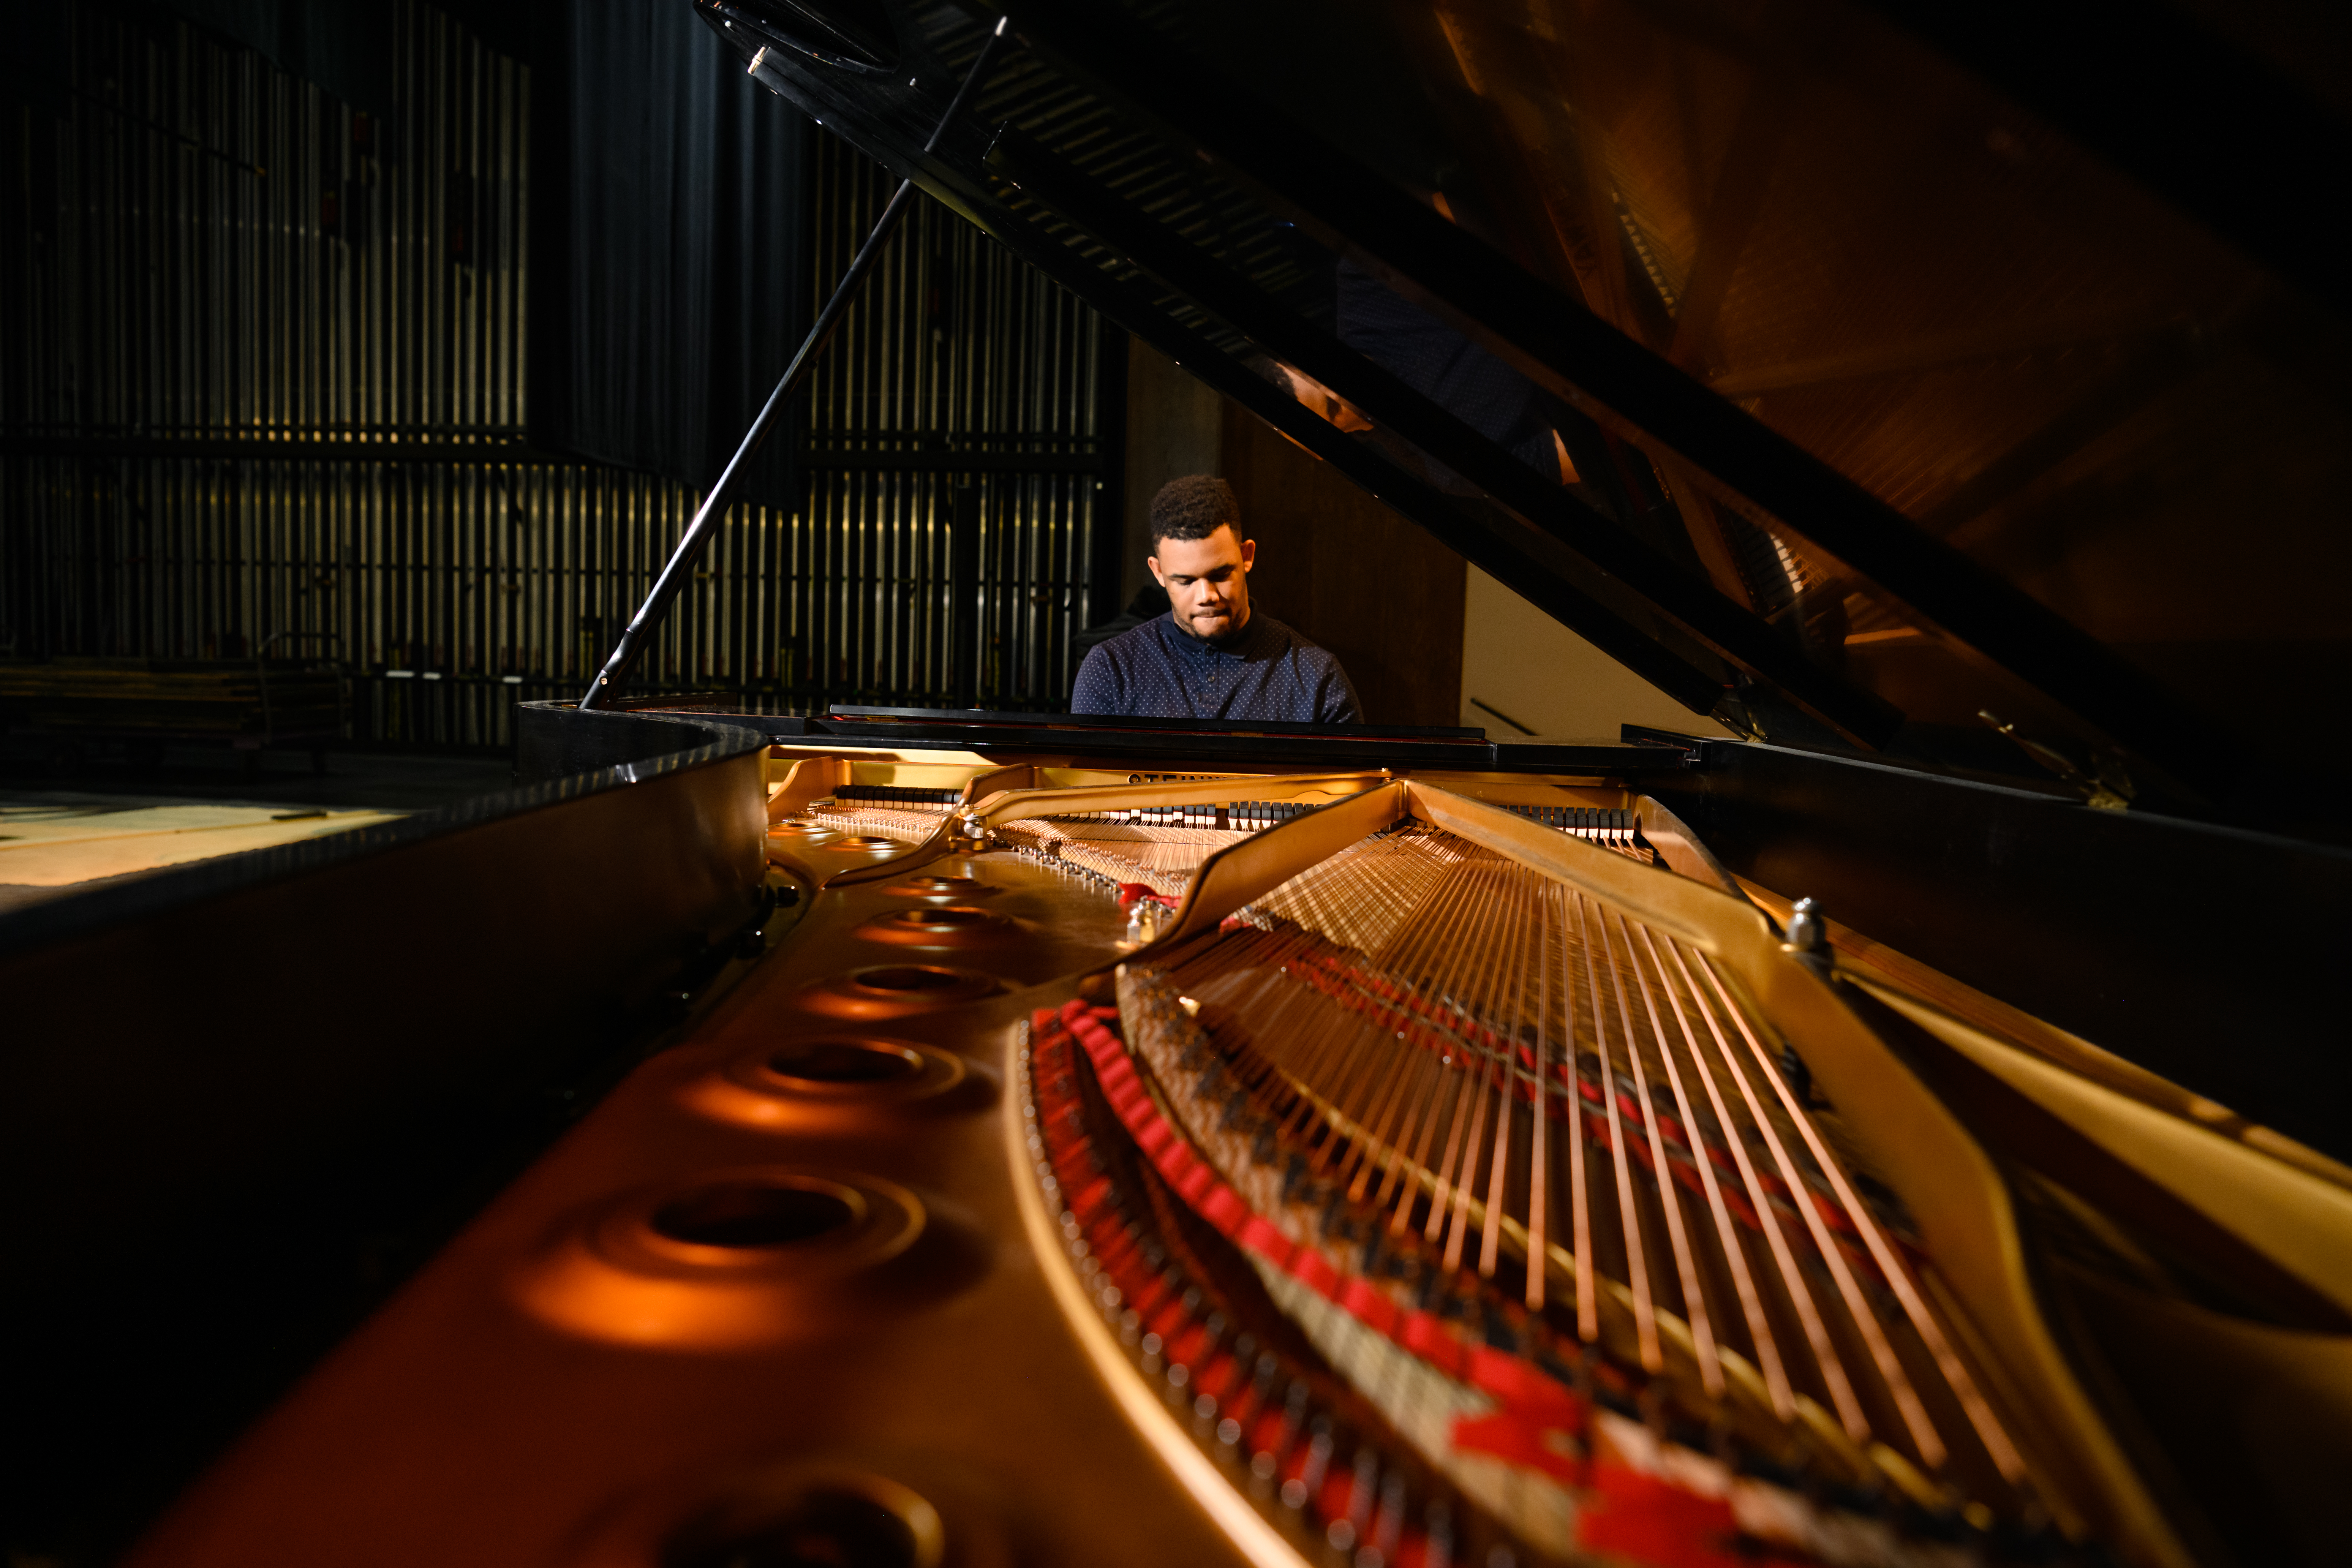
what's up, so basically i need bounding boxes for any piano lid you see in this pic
[695,0,2352,821]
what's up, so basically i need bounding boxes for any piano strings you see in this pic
[1108,817,2033,1538]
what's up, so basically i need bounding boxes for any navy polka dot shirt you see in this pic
[1070,611,1361,724]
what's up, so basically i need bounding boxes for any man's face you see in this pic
[1149,525,1255,643]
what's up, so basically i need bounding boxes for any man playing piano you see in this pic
[1071,476,1361,724]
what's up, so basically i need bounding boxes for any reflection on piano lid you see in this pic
[703,0,2352,832]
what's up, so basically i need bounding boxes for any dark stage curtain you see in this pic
[528,0,810,511]
[160,1,395,112]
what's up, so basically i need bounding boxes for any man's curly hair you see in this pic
[1149,474,1240,545]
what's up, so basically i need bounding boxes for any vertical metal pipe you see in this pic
[9,3,1114,739]
[949,482,979,705]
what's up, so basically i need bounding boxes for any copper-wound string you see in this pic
[1565,887,1596,1341]
[1577,892,1659,1371]
[1478,872,1538,1277]
[1692,951,2014,1476]
[1355,846,1496,1213]
[1424,863,1511,1242]
[1391,859,1492,1233]
[1384,867,1489,1236]
[1349,859,1499,1198]
[1367,1034,1448,1210]
[1669,940,1869,1442]
[1446,857,1527,1265]
[1658,937,1809,1423]
[1633,922,1773,1408]
[1525,886,1553,1311]
[1610,909,1720,1399]
[1269,964,1366,1143]
[1276,932,1388,1144]
[1340,1018,1423,1199]
[1400,1057,1470,1239]
[1684,947,1895,1448]
[1439,862,1519,1270]
[1131,814,2031,1515]
[1309,992,1398,1172]
[1372,980,1459,1213]
[1372,869,1488,1214]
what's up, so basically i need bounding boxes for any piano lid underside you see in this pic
[706,0,2352,825]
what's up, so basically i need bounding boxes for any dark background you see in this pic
[0,0,1470,763]
[0,0,1142,756]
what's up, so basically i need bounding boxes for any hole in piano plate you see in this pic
[833,835,903,852]
[768,1040,925,1084]
[893,907,988,928]
[650,1181,859,1250]
[662,1471,944,1568]
[688,1036,979,1124]
[885,875,999,898]
[854,965,969,992]
[856,906,1014,947]
[517,1170,930,1345]
[667,1491,916,1568]
[798,965,997,1017]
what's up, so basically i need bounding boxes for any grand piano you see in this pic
[5,3,2350,1567]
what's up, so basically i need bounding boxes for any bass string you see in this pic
[1408,861,1502,1245]
[1478,873,1542,1280]
[1629,920,1759,1404]
[1524,885,1554,1310]
[1648,934,1813,1425]
[1688,946,2025,1482]
[1663,936,1867,1441]
[1264,826,1452,957]
[1297,863,1475,1167]
[1426,861,1523,1254]
[1187,843,1470,1153]
[1343,830,1461,956]
[1606,908,1718,1395]
[1156,844,1497,1232]
[1575,891,1660,1372]
[1364,856,1511,1234]
[1689,948,1956,1472]
[1335,854,1503,1172]
[1565,886,1595,1342]
[1336,865,1477,1213]
[1337,859,1495,1203]
[1439,861,1522,1273]
[1167,926,1331,1106]
[1140,823,2019,1490]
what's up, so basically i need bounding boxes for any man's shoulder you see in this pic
[1252,615,1358,722]
[1252,614,1339,664]
[1088,614,1175,664]
[1072,619,1161,713]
